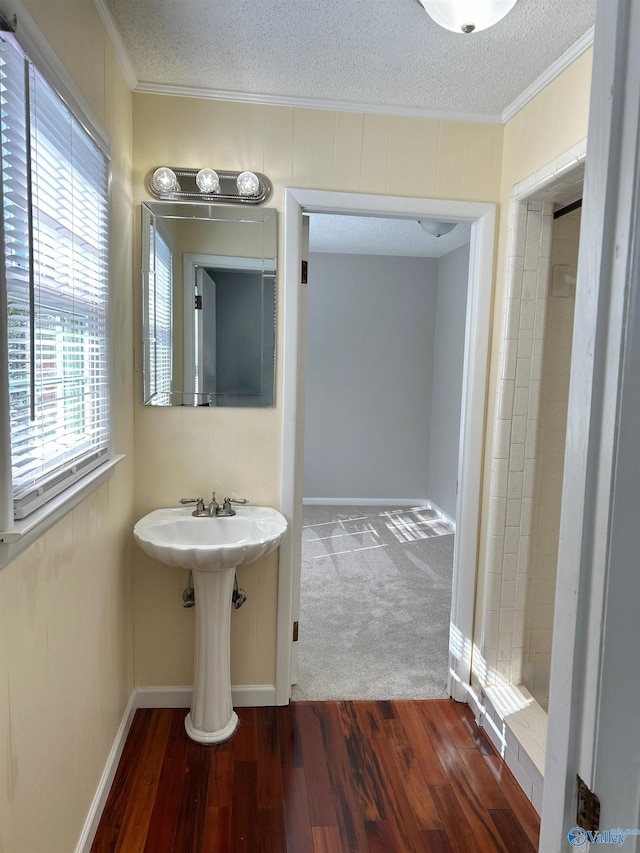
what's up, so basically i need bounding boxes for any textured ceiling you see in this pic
[308,215,471,258]
[102,0,595,120]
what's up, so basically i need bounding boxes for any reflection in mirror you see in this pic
[141,202,277,406]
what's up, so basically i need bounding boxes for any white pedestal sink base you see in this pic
[133,505,288,746]
[184,709,238,744]
[186,565,238,744]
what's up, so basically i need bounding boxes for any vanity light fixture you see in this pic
[146,166,272,204]
[417,0,518,33]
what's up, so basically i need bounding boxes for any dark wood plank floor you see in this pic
[92,700,540,852]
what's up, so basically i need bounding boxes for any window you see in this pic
[0,27,113,537]
[143,214,173,404]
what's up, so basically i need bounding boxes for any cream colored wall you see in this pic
[0,3,134,853]
[474,50,592,671]
[132,96,504,687]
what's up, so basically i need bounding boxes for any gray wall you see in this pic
[427,244,470,520]
[303,253,439,500]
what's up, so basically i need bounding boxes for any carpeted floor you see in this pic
[291,504,454,701]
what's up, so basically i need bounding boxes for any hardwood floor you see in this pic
[91,700,540,852]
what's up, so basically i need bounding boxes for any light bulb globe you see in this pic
[153,167,178,193]
[196,168,220,194]
[236,171,260,196]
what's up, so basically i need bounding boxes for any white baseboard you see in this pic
[464,683,545,815]
[76,682,278,852]
[303,497,430,507]
[302,497,457,531]
[426,500,457,532]
[134,683,277,708]
[75,689,138,853]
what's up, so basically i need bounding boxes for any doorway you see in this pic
[276,189,497,705]
[293,214,468,700]
[472,142,586,808]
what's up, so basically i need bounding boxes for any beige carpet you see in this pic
[291,505,454,701]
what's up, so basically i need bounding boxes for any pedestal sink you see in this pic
[133,505,287,744]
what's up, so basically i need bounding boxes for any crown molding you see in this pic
[90,1,592,127]
[133,80,503,124]
[92,0,137,90]
[501,25,595,124]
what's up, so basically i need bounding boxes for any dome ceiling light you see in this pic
[417,0,519,34]
[419,220,457,237]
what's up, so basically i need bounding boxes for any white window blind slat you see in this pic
[147,223,173,404]
[1,33,111,520]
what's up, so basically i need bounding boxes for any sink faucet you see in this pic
[180,492,219,517]
[179,492,248,517]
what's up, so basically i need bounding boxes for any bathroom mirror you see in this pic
[141,202,277,406]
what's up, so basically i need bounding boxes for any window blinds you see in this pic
[1,33,110,519]
[149,225,173,405]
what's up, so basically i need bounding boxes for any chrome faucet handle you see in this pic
[180,497,205,514]
[221,496,249,515]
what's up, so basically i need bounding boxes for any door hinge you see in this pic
[195,294,203,310]
[292,621,299,642]
[577,775,600,832]
[301,260,308,284]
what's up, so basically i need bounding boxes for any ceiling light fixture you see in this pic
[419,220,457,237]
[417,0,518,34]
[146,167,272,204]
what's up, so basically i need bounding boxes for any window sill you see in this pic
[0,454,125,569]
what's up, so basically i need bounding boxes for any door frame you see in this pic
[540,0,640,845]
[276,188,496,705]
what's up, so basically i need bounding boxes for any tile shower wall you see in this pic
[483,200,554,685]
[479,142,585,690]
[523,208,580,709]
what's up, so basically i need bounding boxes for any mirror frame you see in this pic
[140,201,278,407]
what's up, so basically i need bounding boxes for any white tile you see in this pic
[485,572,503,611]
[509,443,525,472]
[502,337,518,380]
[518,537,532,574]
[507,470,524,500]
[522,270,538,300]
[510,415,527,445]
[512,386,530,418]
[504,526,520,555]
[501,581,517,610]
[504,745,534,801]
[486,535,505,572]
[519,299,536,332]
[499,606,515,635]
[489,497,507,534]
[506,499,522,527]
[523,458,537,498]
[506,298,522,339]
[495,419,512,459]
[517,328,533,359]
[498,379,515,419]
[531,785,544,816]
[492,457,509,499]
